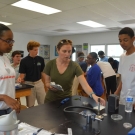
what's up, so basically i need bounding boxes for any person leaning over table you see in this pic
[43,39,105,105]
[0,23,20,116]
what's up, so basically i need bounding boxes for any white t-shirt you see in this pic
[11,63,20,81]
[97,61,116,78]
[0,55,15,109]
[118,52,135,105]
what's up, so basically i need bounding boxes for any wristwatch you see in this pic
[89,92,95,98]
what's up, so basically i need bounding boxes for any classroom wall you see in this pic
[49,31,120,59]
[12,30,134,60]
[13,32,51,57]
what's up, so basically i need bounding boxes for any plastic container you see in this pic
[0,110,19,135]
[125,89,133,113]
[111,114,123,121]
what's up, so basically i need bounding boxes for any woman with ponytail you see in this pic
[86,52,104,96]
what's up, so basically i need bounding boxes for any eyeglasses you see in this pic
[0,38,15,45]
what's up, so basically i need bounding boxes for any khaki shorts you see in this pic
[25,80,46,107]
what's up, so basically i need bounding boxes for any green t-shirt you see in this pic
[44,59,83,102]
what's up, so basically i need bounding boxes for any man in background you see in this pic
[98,51,108,62]
[77,52,87,73]
[11,51,21,82]
[97,61,117,99]
[108,57,119,73]
[18,41,46,107]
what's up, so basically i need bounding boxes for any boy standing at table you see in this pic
[18,41,46,107]
[115,27,135,109]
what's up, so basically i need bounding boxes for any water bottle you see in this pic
[125,89,133,113]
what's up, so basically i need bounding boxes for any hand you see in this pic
[17,77,24,83]
[3,95,21,113]
[93,94,106,106]
[17,77,22,83]
[49,86,59,92]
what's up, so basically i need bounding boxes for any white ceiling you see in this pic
[0,0,135,36]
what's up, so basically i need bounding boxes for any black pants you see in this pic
[0,108,12,116]
[105,75,117,95]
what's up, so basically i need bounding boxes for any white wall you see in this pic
[49,31,120,59]
[11,31,121,59]
[13,32,51,57]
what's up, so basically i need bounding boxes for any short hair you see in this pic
[108,57,114,62]
[12,51,21,57]
[98,51,104,56]
[89,52,98,60]
[27,41,40,51]
[77,52,84,58]
[0,23,11,37]
[57,39,72,50]
[119,27,134,38]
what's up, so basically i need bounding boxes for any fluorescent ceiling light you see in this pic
[12,0,61,15]
[0,21,12,25]
[77,20,106,28]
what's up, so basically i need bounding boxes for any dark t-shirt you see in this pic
[19,55,45,82]
[79,61,87,72]
[44,59,83,102]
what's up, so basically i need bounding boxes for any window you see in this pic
[90,45,105,54]
[107,45,124,61]
[89,44,123,62]
[71,47,76,61]
[107,45,123,57]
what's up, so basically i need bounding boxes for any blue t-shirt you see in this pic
[100,56,108,62]
[86,64,104,96]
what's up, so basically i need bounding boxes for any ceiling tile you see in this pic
[0,5,45,18]
[69,0,106,6]
[0,0,135,36]
[107,0,135,15]
[32,0,81,11]
[0,0,18,4]
[87,1,126,18]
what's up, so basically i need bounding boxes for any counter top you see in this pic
[15,84,34,91]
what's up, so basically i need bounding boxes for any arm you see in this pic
[113,68,117,73]
[17,59,26,83]
[45,74,58,91]
[77,75,105,106]
[41,72,45,81]
[17,73,25,83]
[41,72,47,92]
[0,95,20,113]
[114,80,122,95]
